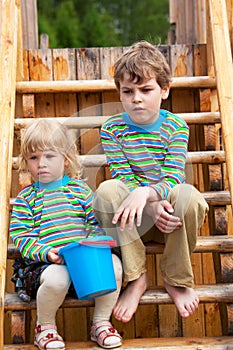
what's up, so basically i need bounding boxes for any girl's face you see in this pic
[26,149,68,183]
[119,73,170,124]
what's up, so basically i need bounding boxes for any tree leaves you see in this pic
[37,0,169,48]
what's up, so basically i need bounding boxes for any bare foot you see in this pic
[113,272,148,322]
[164,281,199,318]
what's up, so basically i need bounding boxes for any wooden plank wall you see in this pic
[4,43,232,343]
[169,0,207,44]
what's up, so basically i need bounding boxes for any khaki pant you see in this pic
[93,179,209,288]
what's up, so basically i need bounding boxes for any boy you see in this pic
[93,40,208,323]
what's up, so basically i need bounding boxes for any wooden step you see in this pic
[15,76,217,94]
[5,283,233,311]
[203,191,231,205]
[7,235,233,260]
[3,336,233,350]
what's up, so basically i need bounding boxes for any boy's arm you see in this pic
[100,128,140,191]
[152,126,189,198]
[101,122,188,232]
[149,125,189,199]
[10,197,51,262]
[101,124,189,198]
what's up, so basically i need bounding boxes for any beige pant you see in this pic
[93,180,209,288]
[37,254,122,325]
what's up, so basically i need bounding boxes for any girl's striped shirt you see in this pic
[100,110,189,199]
[10,175,101,263]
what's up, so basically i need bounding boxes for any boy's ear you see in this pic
[64,158,69,167]
[161,85,170,100]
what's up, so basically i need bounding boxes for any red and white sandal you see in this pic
[34,324,65,350]
[91,321,122,349]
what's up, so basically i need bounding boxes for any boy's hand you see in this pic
[146,200,182,233]
[112,187,152,231]
[47,247,64,264]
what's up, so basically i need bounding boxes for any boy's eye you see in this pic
[29,155,37,160]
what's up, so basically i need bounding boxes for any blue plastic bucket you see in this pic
[59,236,117,300]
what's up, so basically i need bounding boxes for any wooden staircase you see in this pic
[1,0,233,349]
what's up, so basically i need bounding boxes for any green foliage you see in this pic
[80,4,121,47]
[55,1,82,47]
[37,0,169,48]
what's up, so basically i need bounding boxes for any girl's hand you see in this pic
[146,200,182,233]
[112,187,154,231]
[47,247,64,264]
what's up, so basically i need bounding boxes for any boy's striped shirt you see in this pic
[100,110,189,199]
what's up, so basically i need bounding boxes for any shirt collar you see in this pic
[34,174,70,190]
[122,110,167,132]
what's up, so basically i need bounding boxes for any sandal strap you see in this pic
[91,321,122,348]
[37,335,63,350]
[34,324,64,350]
[91,321,112,333]
[35,324,57,334]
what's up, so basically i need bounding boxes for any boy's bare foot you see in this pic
[164,281,199,318]
[113,272,148,323]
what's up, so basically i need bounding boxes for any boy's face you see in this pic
[119,73,169,124]
[26,149,68,183]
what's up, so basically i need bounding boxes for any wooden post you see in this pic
[207,0,233,211]
[169,0,177,24]
[20,0,38,49]
[0,1,19,348]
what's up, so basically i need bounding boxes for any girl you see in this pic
[10,119,123,350]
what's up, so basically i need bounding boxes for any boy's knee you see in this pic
[169,184,208,220]
[96,179,118,200]
[95,179,129,201]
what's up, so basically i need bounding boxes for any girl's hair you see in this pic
[20,119,82,179]
[114,40,171,90]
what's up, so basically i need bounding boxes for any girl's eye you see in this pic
[46,154,55,159]
[29,156,37,160]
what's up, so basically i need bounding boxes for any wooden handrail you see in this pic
[9,190,231,208]
[12,150,225,170]
[208,0,233,211]
[15,76,216,94]
[4,283,233,311]
[0,1,19,349]
[7,235,233,260]
[13,112,221,130]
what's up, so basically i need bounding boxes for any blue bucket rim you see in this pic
[58,236,116,256]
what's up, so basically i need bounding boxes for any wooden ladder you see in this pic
[1,0,233,349]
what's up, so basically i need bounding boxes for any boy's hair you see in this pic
[114,40,171,91]
[20,119,81,179]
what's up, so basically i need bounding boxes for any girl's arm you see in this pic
[10,197,51,262]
